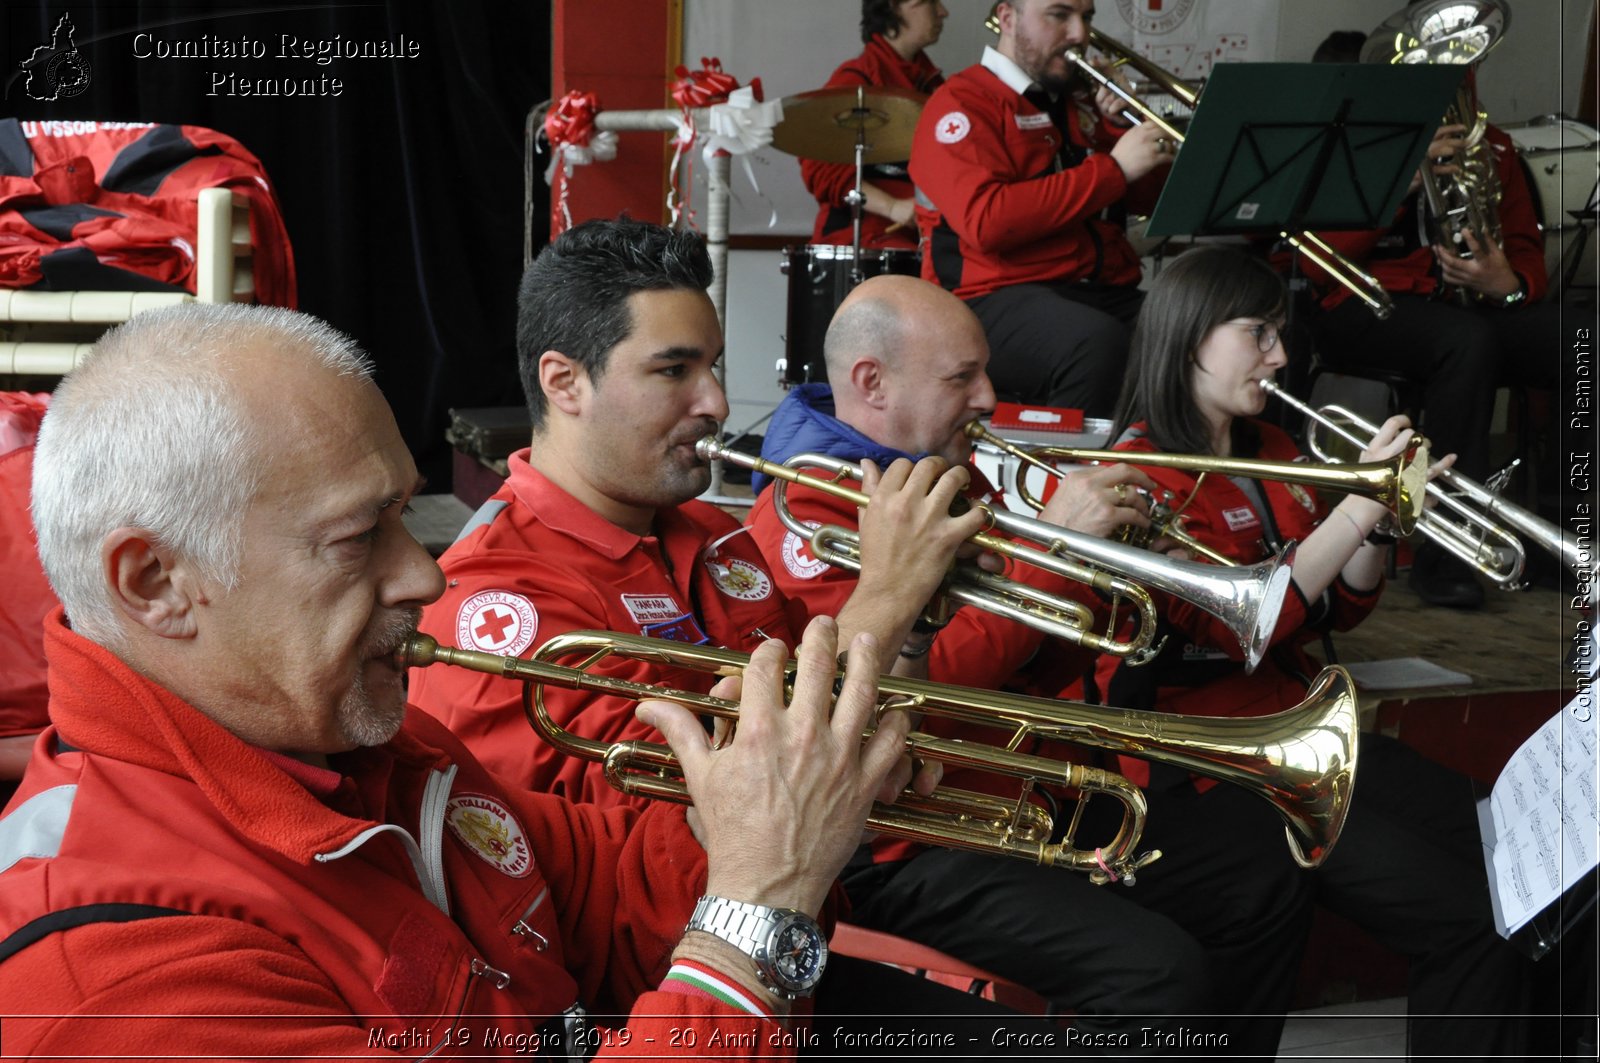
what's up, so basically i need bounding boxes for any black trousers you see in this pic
[966,282,1145,420]
[844,774,1311,1059]
[1310,293,1561,480]
[1312,732,1534,1059]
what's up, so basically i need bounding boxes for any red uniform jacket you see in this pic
[0,611,790,1058]
[1300,125,1547,310]
[800,35,944,249]
[411,454,796,806]
[909,50,1156,300]
[1093,420,1381,789]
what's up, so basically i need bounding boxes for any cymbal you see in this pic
[771,85,927,165]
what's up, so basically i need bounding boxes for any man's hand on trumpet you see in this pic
[641,617,910,918]
[1036,461,1159,540]
[1087,54,1137,127]
[1109,119,1174,183]
[844,456,990,665]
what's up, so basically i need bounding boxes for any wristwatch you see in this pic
[686,895,828,999]
[1498,276,1527,308]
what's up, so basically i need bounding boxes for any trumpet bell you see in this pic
[399,629,1360,877]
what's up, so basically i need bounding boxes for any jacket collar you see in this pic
[42,608,448,862]
[981,44,1035,96]
[504,449,701,562]
[754,384,922,493]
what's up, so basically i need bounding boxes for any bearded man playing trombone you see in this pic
[908,0,1172,418]
[742,273,1316,1057]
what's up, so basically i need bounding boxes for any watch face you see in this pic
[768,914,827,992]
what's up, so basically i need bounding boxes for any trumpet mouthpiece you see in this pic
[694,436,724,462]
[394,633,440,668]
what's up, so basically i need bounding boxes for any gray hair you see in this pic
[32,303,374,647]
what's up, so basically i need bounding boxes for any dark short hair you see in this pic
[861,0,903,43]
[1109,246,1286,455]
[1311,30,1366,63]
[516,218,713,430]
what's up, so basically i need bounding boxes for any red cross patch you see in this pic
[457,590,539,657]
[935,111,970,144]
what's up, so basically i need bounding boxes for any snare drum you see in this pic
[1504,115,1599,285]
[779,244,922,386]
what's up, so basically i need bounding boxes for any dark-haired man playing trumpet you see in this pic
[909,0,1172,417]
[410,218,980,806]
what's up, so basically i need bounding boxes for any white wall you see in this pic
[685,0,1596,432]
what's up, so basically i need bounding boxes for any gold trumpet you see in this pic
[1260,379,1539,588]
[981,7,1394,319]
[697,437,1294,671]
[398,629,1361,878]
[966,419,1431,538]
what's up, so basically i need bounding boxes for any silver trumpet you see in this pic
[698,437,1293,672]
[1261,379,1539,588]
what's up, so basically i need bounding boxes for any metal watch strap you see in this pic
[686,895,817,998]
[688,895,780,954]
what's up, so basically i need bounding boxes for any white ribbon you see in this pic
[699,86,783,160]
[700,88,785,228]
[541,129,619,186]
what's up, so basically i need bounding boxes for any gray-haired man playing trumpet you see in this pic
[0,300,935,1054]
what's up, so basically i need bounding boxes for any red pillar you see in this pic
[550,0,683,235]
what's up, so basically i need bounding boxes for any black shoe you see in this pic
[1408,542,1485,609]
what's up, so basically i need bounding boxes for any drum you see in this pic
[1504,115,1599,286]
[778,244,922,386]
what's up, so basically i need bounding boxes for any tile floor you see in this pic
[1276,998,1406,1060]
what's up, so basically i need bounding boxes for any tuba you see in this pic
[399,629,1361,880]
[1362,0,1510,303]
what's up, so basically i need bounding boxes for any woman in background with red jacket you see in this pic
[800,0,946,248]
[1098,245,1534,1061]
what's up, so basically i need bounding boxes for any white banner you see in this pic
[1096,0,1282,81]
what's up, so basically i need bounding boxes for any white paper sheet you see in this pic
[1480,682,1599,937]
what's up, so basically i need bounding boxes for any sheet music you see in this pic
[1480,682,1599,937]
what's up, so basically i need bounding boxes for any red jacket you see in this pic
[909,50,1153,300]
[411,453,797,806]
[1093,420,1381,788]
[1300,125,1547,310]
[0,393,54,736]
[800,35,944,249]
[0,611,790,1058]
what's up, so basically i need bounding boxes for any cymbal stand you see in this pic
[845,86,869,284]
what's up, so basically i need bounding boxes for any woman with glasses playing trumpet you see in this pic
[1097,245,1533,1059]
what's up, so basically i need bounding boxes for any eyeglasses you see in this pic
[1246,322,1281,354]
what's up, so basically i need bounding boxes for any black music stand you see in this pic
[1145,62,1463,430]
[1146,62,1463,239]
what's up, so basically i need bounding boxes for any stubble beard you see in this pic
[335,607,422,747]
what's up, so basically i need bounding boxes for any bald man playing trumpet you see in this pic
[741,274,1311,1054]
